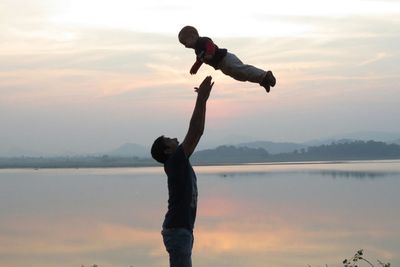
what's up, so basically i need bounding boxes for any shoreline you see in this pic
[1,158,399,170]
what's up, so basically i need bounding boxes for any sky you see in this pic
[1,0,400,155]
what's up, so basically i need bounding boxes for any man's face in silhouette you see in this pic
[163,136,179,155]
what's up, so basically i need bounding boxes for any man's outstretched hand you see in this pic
[195,76,214,101]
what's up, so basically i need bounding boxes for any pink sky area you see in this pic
[1,0,400,155]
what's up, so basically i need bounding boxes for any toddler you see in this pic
[178,26,276,92]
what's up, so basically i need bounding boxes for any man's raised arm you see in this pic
[182,76,214,157]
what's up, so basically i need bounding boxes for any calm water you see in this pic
[0,160,399,267]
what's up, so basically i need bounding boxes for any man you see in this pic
[151,76,214,267]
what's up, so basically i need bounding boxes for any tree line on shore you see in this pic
[1,140,400,168]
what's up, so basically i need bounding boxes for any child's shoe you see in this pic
[260,71,276,93]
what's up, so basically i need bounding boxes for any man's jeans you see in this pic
[162,228,194,267]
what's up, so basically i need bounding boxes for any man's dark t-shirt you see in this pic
[163,145,198,231]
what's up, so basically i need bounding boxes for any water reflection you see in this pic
[0,161,399,267]
[216,170,400,179]
[312,170,400,179]
[217,171,274,178]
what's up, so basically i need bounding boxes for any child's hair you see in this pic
[178,26,199,43]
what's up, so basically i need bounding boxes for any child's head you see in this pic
[178,26,199,48]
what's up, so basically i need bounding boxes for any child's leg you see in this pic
[219,52,267,83]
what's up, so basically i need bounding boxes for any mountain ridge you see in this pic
[1,131,399,157]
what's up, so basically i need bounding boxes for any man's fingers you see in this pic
[200,76,212,87]
[195,76,213,93]
[202,76,212,83]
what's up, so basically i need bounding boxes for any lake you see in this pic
[1,160,399,267]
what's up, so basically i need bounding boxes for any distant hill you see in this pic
[105,143,149,158]
[0,146,44,157]
[192,140,400,165]
[335,131,400,142]
[285,140,400,161]
[192,145,269,164]
[390,138,400,145]
[1,130,399,159]
[2,140,400,168]
[201,134,257,149]
[237,141,307,154]
[304,131,400,146]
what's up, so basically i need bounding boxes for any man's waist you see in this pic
[162,220,194,230]
[162,226,193,233]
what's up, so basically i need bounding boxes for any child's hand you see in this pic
[190,60,202,75]
[190,67,198,75]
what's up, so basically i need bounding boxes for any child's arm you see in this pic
[190,39,216,74]
[190,60,203,75]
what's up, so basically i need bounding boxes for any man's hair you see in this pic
[178,25,199,43]
[151,135,169,164]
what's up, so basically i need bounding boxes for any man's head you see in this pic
[151,135,179,164]
[178,26,199,48]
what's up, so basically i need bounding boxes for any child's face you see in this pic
[181,34,198,48]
